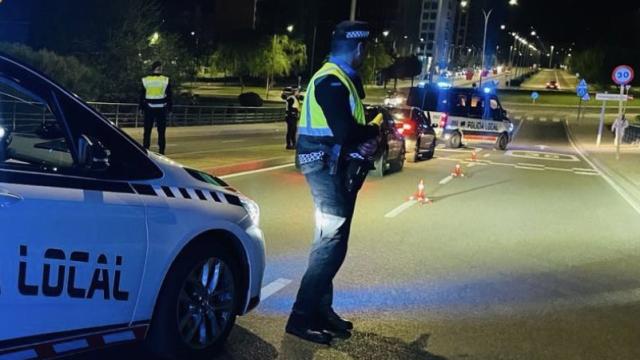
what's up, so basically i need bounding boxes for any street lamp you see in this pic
[548,44,555,68]
[508,0,518,5]
[382,30,390,37]
[530,30,536,36]
[460,0,468,8]
[286,25,294,33]
[479,8,493,87]
[500,24,506,30]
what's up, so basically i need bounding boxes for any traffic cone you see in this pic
[470,150,478,162]
[409,179,432,205]
[451,164,465,178]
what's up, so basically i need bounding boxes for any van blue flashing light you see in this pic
[483,87,492,94]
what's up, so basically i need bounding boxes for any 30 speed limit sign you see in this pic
[612,65,634,85]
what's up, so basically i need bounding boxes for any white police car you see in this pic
[0,54,265,359]
[409,85,514,150]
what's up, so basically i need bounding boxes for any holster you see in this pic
[345,158,373,193]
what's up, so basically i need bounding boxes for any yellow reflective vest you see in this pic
[299,62,366,137]
[142,75,169,108]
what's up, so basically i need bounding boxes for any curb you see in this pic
[205,156,295,177]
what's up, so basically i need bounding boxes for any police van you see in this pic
[409,84,514,150]
[0,54,265,359]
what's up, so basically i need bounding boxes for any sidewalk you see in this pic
[566,116,640,212]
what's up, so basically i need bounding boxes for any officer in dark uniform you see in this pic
[139,61,172,155]
[286,21,382,344]
[285,88,301,149]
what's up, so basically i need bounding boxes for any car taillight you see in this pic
[439,113,449,129]
[397,121,415,136]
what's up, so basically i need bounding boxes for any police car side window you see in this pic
[0,78,74,173]
[469,96,484,119]
[450,94,468,117]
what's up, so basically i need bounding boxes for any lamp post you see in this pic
[479,9,493,87]
[548,44,554,68]
[350,0,357,21]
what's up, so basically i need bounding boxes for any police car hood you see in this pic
[147,152,244,197]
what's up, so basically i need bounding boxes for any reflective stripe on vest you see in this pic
[288,95,300,111]
[299,62,366,137]
[142,75,169,100]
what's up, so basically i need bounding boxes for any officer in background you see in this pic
[285,88,301,149]
[286,21,382,344]
[139,61,172,155]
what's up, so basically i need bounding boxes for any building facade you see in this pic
[417,0,457,76]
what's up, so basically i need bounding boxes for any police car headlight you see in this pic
[241,198,260,226]
[0,127,5,139]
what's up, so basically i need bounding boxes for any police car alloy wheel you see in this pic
[372,149,388,177]
[146,243,239,359]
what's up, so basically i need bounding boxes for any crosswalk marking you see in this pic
[539,117,547,122]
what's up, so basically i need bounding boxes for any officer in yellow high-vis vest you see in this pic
[286,21,383,345]
[139,61,172,155]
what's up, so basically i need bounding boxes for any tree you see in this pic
[249,35,307,98]
[210,36,261,93]
[362,44,394,84]
[569,48,605,86]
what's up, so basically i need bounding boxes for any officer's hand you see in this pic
[370,113,384,127]
[358,138,379,158]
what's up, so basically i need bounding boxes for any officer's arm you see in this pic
[286,97,295,112]
[315,75,379,146]
[166,82,173,113]
[139,84,146,109]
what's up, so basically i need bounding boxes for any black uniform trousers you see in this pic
[143,107,167,155]
[285,112,299,149]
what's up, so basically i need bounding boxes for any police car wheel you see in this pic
[146,244,239,359]
[371,149,387,177]
[496,133,509,150]
[392,146,406,172]
[423,140,436,160]
[448,132,462,148]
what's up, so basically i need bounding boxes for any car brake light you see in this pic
[439,113,449,129]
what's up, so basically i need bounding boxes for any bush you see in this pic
[238,92,263,107]
[0,42,101,100]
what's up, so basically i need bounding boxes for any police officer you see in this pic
[285,88,301,149]
[140,61,172,155]
[286,21,382,344]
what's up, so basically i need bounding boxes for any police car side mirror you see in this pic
[78,135,110,172]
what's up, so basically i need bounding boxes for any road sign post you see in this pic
[531,91,539,104]
[611,65,635,159]
[576,79,589,123]
[595,92,630,147]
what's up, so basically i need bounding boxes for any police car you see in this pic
[409,84,514,150]
[0,54,265,359]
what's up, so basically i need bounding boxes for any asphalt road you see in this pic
[521,69,578,91]
[84,108,640,359]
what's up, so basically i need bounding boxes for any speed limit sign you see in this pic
[612,65,634,85]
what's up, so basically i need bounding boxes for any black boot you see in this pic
[323,308,353,331]
[285,312,333,345]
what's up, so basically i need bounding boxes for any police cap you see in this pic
[332,21,370,42]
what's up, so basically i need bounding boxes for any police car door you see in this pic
[0,69,147,352]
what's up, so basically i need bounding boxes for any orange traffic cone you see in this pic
[451,164,465,177]
[470,150,478,162]
[409,179,432,205]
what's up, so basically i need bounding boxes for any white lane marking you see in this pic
[222,139,247,143]
[564,120,640,216]
[260,278,292,301]
[439,175,453,185]
[467,163,477,168]
[514,115,522,120]
[553,118,561,123]
[506,150,580,162]
[540,117,547,122]
[512,119,525,140]
[221,163,295,179]
[517,162,545,168]
[575,171,600,176]
[545,166,573,172]
[527,116,535,121]
[483,153,491,158]
[573,168,595,172]
[515,165,545,171]
[385,200,419,218]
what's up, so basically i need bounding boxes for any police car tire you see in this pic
[391,146,406,172]
[424,140,436,160]
[371,149,387,177]
[496,133,509,150]
[145,242,239,360]
[448,132,462,148]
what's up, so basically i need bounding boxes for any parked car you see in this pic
[0,52,266,360]
[388,106,437,162]
[364,106,406,177]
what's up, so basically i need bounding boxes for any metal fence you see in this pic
[87,102,285,128]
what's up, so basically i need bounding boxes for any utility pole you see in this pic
[350,0,357,21]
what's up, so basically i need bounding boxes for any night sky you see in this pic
[1,0,639,51]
